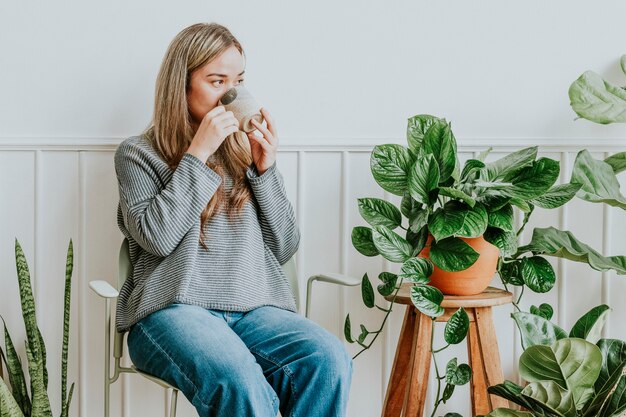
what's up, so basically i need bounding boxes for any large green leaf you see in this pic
[401,191,422,219]
[358,198,402,229]
[422,120,458,182]
[569,305,610,343]
[521,380,577,416]
[583,339,626,416]
[568,70,626,124]
[519,338,602,409]
[410,285,444,318]
[429,237,480,272]
[518,227,626,275]
[521,256,556,293]
[406,114,443,154]
[429,201,488,241]
[406,225,429,257]
[511,312,567,350]
[460,159,485,184]
[481,146,538,182]
[15,239,52,417]
[372,225,413,263]
[484,227,517,258]
[600,374,626,417]
[445,357,472,385]
[0,377,25,417]
[1,320,30,415]
[487,158,560,200]
[488,381,542,412]
[377,272,398,297]
[399,257,433,285]
[605,152,626,174]
[444,308,469,345]
[351,226,379,257]
[408,209,429,233]
[408,153,440,205]
[531,183,583,209]
[487,204,514,232]
[438,186,476,207]
[571,149,626,210]
[370,144,415,196]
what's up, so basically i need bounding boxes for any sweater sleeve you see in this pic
[246,162,300,265]
[115,141,222,257]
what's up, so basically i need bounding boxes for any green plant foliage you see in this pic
[511,312,568,349]
[444,308,470,345]
[429,237,480,272]
[569,305,611,343]
[410,285,444,318]
[569,67,626,124]
[572,149,626,210]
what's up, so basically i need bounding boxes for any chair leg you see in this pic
[169,389,179,417]
[402,310,432,416]
[474,307,509,409]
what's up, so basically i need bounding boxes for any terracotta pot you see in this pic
[418,235,500,296]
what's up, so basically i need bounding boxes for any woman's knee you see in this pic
[302,330,353,385]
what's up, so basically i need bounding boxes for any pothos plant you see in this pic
[0,239,75,417]
[344,113,626,416]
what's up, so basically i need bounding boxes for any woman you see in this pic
[113,22,353,417]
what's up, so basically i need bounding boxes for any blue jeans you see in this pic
[126,303,353,417]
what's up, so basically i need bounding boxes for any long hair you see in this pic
[141,23,253,250]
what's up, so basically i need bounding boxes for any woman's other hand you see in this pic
[187,105,239,162]
[247,107,278,175]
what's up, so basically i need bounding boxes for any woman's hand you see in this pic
[247,107,278,175]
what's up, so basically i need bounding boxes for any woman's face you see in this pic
[187,45,245,128]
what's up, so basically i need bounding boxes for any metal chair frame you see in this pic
[90,237,360,417]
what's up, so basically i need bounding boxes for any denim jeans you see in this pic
[126,303,353,417]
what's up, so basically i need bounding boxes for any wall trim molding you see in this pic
[0,136,624,152]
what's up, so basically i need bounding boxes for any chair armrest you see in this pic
[307,273,361,287]
[89,280,119,298]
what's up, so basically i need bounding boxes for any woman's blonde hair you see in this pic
[141,22,253,250]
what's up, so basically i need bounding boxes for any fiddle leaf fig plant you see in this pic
[346,113,626,416]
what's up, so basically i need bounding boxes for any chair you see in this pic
[89,237,360,417]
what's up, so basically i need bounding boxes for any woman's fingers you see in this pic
[260,108,278,139]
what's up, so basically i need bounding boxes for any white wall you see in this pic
[1,1,625,417]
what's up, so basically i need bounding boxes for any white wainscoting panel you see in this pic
[0,137,625,417]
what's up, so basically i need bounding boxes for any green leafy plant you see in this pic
[569,54,626,124]
[0,239,74,417]
[483,306,626,416]
[345,113,626,416]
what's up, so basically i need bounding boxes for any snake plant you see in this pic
[0,239,74,417]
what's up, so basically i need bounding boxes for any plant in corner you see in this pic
[0,238,75,417]
[345,113,626,416]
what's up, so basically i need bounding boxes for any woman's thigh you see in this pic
[126,303,279,414]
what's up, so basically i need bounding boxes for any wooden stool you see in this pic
[381,284,513,416]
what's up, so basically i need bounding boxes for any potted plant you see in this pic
[345,112,626,415]
[0,239,75,417]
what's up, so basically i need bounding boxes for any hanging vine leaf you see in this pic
[361,273,375,308]
[410,285,444,318]
[521,256,556,293]
[351,226,379,257]
[444,308,470,345]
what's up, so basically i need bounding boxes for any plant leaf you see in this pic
[571,149,626,209]
[358,198,402,229]
[444,308,470,345]
[600,374,626,417]
[481,146,538,182]
[399,257,433,285]
[406,114,443,154]
[484,227,517,258]
[61,239,74,417]
[482,409,535,417]
[491,158,560,200]
[438,186,476,207]
[408,209,429,233]
[401,191,421,219]
[521,380,577,416]
[521,256,556,293]
[1,319,31,415]
[344,314,354,343]
[488,380,541,412]
[569,304,610,343]
[408,153,440,205]
[429,237,480,272]
[568,70,626,124]
[517,227,626,275]
[519,338,602,409]
[428,201,468,241]
[410,285,444,318]
[351,226,379,257]
[583,339,626,416]
[460,159,485,184]
[445,358,472,385]
[487,204,514,232]
[372,225,413,263]
[530,303,554,321]
[406,225,429,257]
[0,377,26,417]
[512,312,567,350]
[361,273,375,308]
[377,272,398,297]
[423,120,458,182]
[370,144,415,196]
[605,152,626,174]
[531,183,583,209]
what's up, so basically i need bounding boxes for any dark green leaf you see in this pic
[488,380,539,411]
[1,319,31,415]
[444,308,470,345]
[482,146,538,182]
[497,158,560,200]
[569,304,610,343]
[438,186,476,207]
[408,209,429,233]
[410,285,444,318]
[406,114,443,154]
[430,237,480,272]
[511,312,567,350]
[408,153,440,205]
[584,339,626,416]
[499,260,524,286]
[372,225,413,263]
[344,314,354,343]
[530,183,582,209]
[530,303,554,321]
[358,324,369,344]
[521,256,556,293]
[478,195,511,212]
[361,273,375,308]
[407,225,429,257]
[377,272,398,296]
[487,204,514,232]
[428,201,467,241]
[358,198,402,229]
[399,257,433,285]
[484,227,517,258]
[445,358,472,385]
[571,149,626,209]
[605,152,626,174]
[461,159,485,183]
[423,120,458,182]
[370,144,415,196]
[518,227,626,275]
[351,226,379,257]
[601,375,626,417]
[401,191,421,219]
[442,383,455,403]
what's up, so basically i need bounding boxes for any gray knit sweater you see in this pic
[113,135,300,332]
